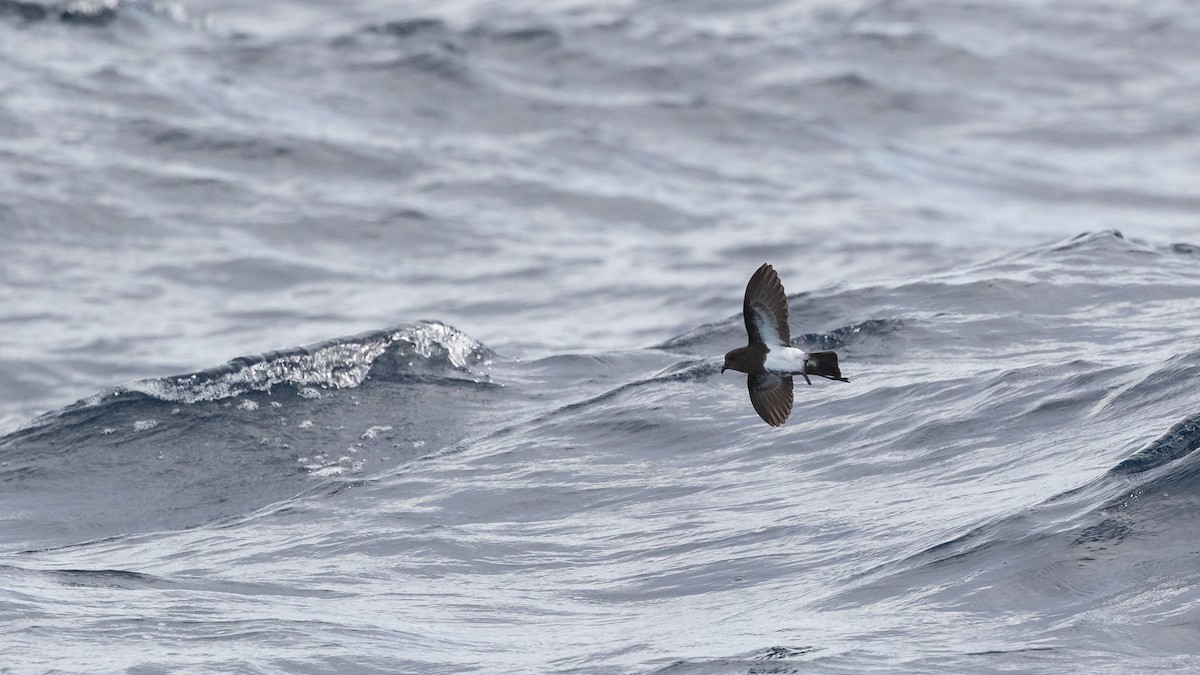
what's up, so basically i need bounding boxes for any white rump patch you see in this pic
[763,347,810,373]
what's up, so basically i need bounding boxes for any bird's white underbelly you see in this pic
[763,346,809,374]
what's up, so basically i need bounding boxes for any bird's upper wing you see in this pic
[748,373,794,427]
[743,263,791,348]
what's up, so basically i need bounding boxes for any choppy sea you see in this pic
[3,0,1200,672]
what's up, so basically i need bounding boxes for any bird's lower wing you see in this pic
[748,373,794,427]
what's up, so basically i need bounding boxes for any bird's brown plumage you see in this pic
[742,263,790,348]
[722,263,849,427]
[748,373,793,427]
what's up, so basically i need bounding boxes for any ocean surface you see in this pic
[3,0,1200,672]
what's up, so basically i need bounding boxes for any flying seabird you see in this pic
[722,263,848,426]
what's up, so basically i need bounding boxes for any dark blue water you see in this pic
[3,1,1200,672]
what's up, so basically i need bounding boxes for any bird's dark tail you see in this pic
[805,351,849,383]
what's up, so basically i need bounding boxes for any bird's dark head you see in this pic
[722,345,766,374]
[722,347,746,374]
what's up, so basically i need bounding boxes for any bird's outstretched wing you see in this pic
[748,373,793,426]
[743,263,790,348]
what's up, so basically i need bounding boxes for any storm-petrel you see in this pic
[722,263,848,426]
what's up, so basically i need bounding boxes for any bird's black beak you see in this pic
[721,366,727,374]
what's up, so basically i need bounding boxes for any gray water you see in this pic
[3,0,1200,672]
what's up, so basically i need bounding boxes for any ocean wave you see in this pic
[109,320,491,406]
[0,321,504,548]
[0,0,117,24]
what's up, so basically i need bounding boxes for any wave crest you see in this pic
[117,321,491,405]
